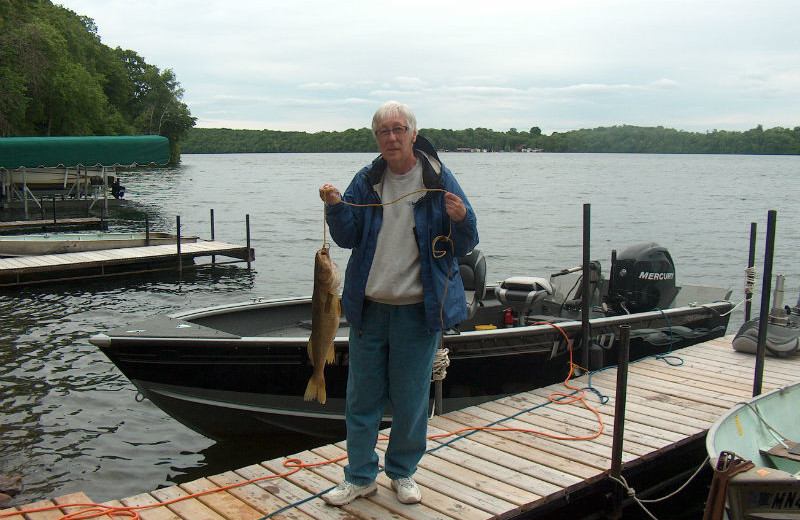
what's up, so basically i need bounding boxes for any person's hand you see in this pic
[319,184,341,204]
[444,192,466,222]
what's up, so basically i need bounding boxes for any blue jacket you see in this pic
[326,136,479,332]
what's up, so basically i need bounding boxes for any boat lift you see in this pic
[0,165,121,217]
[0,135,170,217]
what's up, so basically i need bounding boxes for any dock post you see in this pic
[40,196,44,220]
[52,196,57,225]
[745,222,757,321]
[581,203,591,371]
[176,215,182,275]
[145,215,150,245]
[608,324,631,519]
[210,209,215,266]
[753,210,777,397]
[246,213,252,270]
[22,167,28,217]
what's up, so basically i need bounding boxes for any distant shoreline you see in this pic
[181,124,800,155]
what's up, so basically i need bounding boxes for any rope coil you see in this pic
[431,347,450,381]
[744,266,756,298]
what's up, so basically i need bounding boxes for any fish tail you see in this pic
[303,376,327,404]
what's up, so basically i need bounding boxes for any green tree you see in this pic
[0,1,195,162]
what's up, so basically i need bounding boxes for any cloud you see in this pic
[58,0,800,133]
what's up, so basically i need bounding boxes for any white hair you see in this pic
[371,101,417,135]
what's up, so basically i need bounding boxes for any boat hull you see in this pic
[706,382,800,520]
[92,296,733,440]
[0,232,198,256]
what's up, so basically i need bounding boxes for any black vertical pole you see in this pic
[210,209,216,240]
[145,214,150,245]
[745,222,757,321]
[246,213,252,270]
[609,324,631,519]
[753,210,776,397]
[52,196,56,224]
[210,208,216,266]
[176,215,182,275]
[581,203,591,370]
[40,196,44,220]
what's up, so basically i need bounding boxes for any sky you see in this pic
[56,0,799,134]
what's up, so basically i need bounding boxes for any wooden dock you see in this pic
[0,240,254,286]
[2,335,798,520]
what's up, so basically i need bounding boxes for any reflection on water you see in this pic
[1,152,798,506]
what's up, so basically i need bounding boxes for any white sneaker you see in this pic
[392,477,422,504]
[322,480,377,506]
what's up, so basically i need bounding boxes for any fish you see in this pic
[304,246,342,404]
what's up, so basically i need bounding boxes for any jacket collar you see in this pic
[365,135,444,189]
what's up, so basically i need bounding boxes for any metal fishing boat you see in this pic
[706,382,800,520]
[90,242,733,440]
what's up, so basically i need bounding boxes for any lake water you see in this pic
[1,152,798,509]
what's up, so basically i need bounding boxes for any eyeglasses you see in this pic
[375,126,409,139]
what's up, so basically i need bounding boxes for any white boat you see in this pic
[0,232,199,257]
[705,382,800,520]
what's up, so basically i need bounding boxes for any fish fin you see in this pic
[326,347,335,365]
[337,298,342,316]
[307,338,314,364]
[303,377,327,404]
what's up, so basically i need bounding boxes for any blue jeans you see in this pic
[343,301,440,485]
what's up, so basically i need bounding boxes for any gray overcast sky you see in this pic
[57,0,799,134]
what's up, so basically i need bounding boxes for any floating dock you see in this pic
[0,240,254,287]
[2,335,798,520]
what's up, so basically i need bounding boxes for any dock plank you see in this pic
[178,478,268,520]
[472,399,659,455]
[10,499,63,519]
[119,493,184,520]
[0,507,25,520]
[291,446,463,520]
[520,386,698,441]
[355,442,511,519]
[149,485,228,520]
[205,471,315,520]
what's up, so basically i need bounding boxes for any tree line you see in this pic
[183,124,800,155]
[0,0,195,163]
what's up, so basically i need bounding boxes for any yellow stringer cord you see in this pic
[323,187,449,251]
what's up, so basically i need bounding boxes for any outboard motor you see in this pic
[606,242,678,314]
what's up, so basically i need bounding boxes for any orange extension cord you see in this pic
[0,322,604,520]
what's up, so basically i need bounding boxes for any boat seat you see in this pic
[763,440,800,467]
[496,276,554,315]
[458,249,487,320]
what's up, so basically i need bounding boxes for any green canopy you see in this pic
[0,135,170,169]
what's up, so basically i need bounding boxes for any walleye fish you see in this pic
[304,246,341,404]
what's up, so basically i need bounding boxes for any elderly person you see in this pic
[318,101,479,506]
